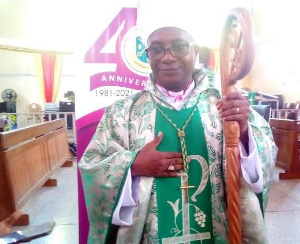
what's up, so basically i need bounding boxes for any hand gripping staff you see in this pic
[220,8,255,244]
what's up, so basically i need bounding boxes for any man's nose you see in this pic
[162,48,175,60]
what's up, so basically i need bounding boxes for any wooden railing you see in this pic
[0,119,72,225]
[0,112,76,143]
[270,108,300,120]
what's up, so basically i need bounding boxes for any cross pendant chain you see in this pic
[178,130,185,137]
[154,97,200,172]
[179,133,189,171]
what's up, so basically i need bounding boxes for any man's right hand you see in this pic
[131,132,183,177]
[0,209,23,236]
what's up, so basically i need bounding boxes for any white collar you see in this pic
[156,81,195,110]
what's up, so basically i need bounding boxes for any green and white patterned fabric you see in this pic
[79,69,277,244]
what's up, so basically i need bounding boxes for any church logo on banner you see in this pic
[121,27,150,76]
[84,7,150,109]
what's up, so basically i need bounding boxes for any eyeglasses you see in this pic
[145,42,194,60]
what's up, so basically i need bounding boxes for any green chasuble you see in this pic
[155,104,214,244]
[79,70,276,243]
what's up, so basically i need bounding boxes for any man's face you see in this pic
[147,27,197,92]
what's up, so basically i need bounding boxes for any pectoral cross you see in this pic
[180,172,195,204]
[180,183,195,203]
[180,171,194,238]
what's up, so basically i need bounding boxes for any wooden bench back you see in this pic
[0,119,70,223]
[269,118,300,179]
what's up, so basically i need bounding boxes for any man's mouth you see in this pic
[160,67,180,72]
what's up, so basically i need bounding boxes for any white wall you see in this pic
[0,49,75,113]
[0,0,27,38]
[250,42,300,103]
[0,0,76,113]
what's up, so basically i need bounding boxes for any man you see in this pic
[79,26,277,243]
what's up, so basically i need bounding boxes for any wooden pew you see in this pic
[0,119,72,225]
[269,118,300,180]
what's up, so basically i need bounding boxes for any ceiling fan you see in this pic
[2,89,17,102]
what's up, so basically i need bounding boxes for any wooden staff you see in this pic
[220,8,255,244]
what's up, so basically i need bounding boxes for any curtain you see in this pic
[36,53,61,102]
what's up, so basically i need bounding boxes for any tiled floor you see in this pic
[265,167,300,243]
[11,161,79,244]
[10,165,300,243]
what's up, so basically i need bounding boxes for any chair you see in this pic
[287,111,297,120]
[250,105,271,122]
[284,103,296,109]
[27,103,42,124]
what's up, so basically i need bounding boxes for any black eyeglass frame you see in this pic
[145,42,195,60]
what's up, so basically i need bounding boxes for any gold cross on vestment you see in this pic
[180,182,195,203]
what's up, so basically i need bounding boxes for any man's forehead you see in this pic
[147,27,193,44]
